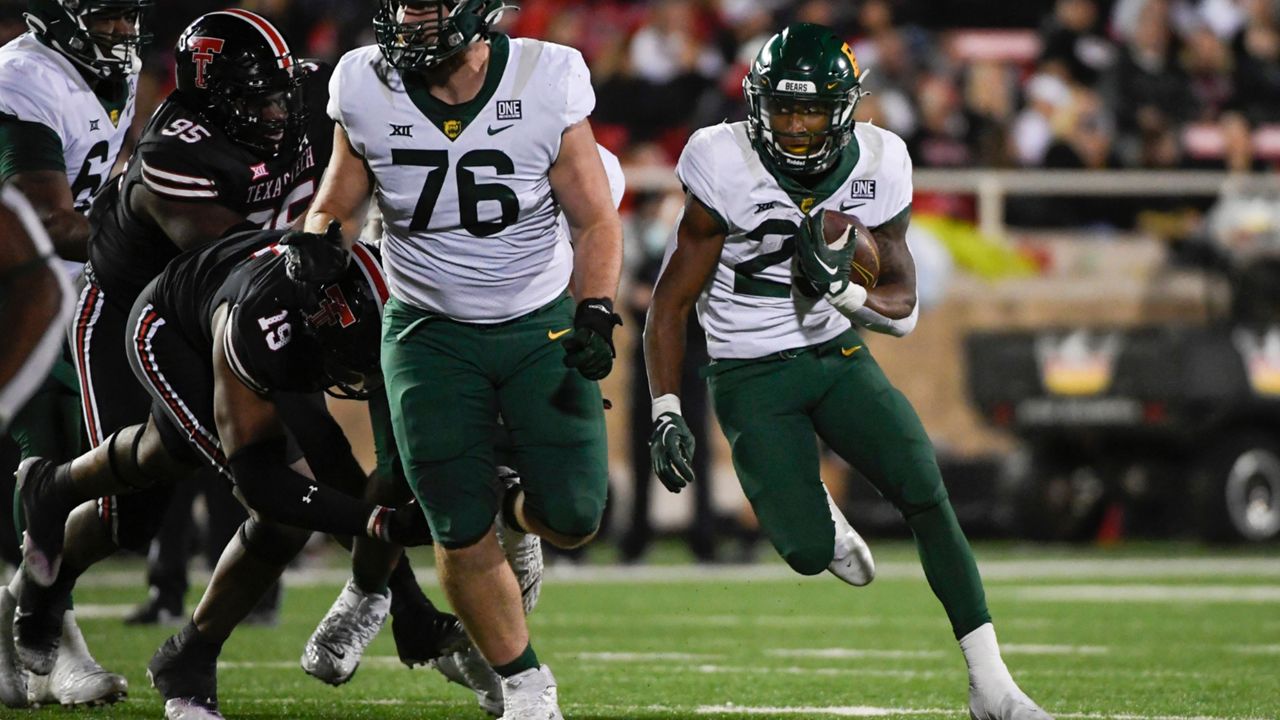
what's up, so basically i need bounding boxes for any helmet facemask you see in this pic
[373,0,514,72]
[219,74,307,157]
[26,0,153,80]
[744,78,862,176]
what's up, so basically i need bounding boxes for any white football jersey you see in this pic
[672,121,912,360]
[329,35,595,323]
[0,33,137,213]
[0,185,74,430]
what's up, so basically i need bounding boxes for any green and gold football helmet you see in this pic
[743,23,866,176]
[374,0,515,71]
[26,0,152,80]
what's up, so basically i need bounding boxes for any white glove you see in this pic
[825,281,868,318]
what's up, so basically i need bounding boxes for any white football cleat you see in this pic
[496,467,543,614]
[0,586,28,708]
[969,683,1054,720]
[963,624,1053,720]
[163,697,225,720]
[27,610,127,707]
[824,487,875,586]
[500,664,563,720]
[301,580,390,686]
[434,644,504,716]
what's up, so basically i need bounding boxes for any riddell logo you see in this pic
[189,36,226,89]
[308,285,357,328]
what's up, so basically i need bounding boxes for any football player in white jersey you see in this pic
[0,0,144,709]
[645,24,1053,720]
[290,1,623,716]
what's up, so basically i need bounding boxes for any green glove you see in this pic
[562,298,622,381]
[649,410,696,493]
[794,212,854,287]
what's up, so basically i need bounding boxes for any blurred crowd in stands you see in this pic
[4,0,1274,174]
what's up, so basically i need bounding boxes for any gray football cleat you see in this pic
[500,664,563,720]
[824,486,875,586]
[162,697,226,720]
[495,467,543,614]
[0,586,28,708]
[433,644,503,717]
[301,580,390,686]
[27,610,127,707]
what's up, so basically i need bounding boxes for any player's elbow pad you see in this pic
[851,302,919,338]
[228,437,376,536]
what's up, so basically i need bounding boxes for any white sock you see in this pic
[959,623,1014,685]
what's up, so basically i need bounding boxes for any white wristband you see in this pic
[651,393,682,422]
[826,282,868,317]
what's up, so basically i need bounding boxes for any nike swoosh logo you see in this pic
[841,345,863,357]
[816,257,840,276]
[487,124,514,136]
[839,201,865,211]
[547,328,572,341]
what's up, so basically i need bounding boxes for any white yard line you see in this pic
[768,648,946,660]
[1011,585,1280,603]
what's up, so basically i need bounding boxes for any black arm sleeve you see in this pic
[228,436,377,536]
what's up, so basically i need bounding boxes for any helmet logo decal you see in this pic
[310,285,358,329]
[841,42,859,76]
[188,36,226,89]
[778,79,817,94]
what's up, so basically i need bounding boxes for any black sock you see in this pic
[387,555,436,617]
[492,643,539,678]
[177,621,226,658]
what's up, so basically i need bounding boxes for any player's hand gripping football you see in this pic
[281,220,349,287]
[794,211,856,288]
[561,297,623,380]
[367,502,433,546]
[650,407,696,493]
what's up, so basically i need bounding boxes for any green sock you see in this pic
[493,643,539,678]
[907,501,992,639]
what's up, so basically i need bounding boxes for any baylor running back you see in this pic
[329,34,593,322]
[676,121,911,360]
[0,33,135,213]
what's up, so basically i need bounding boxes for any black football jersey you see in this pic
[88,64,334,304]
[149,229,325,395]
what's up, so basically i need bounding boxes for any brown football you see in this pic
[822,209,880,288]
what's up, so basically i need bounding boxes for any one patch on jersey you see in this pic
[443,120,462,139]
[849,179,876,199]
[496,100,522,121]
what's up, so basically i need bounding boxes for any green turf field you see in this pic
[46,542,1280,719]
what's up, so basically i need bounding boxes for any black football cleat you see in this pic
[148,628,223,720]
[13,574,68,676]
[392,604,469,668]
[16,458,74,588]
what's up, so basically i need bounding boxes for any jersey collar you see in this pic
[763,130,861,214]
[401,34,511,143]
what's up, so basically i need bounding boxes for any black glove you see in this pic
[280,220,348,286]
[368,503,433,547]
[649,411,696,493]
[794,212,854,287]
[561,297,622,381]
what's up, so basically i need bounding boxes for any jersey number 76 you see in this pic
[392,148,518,237]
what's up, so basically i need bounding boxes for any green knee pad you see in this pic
[521,480,605,540]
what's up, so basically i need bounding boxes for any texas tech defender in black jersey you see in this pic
[17,230,468,718]
[68,9,332,561]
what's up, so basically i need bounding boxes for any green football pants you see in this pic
[708,327,991,637]
[381,294,609,548]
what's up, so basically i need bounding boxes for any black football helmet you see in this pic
[26,0,152,80]
[302,242,387,400]
[174,10,306,157]
[374,0,515,71]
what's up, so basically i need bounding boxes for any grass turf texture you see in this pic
[44,542,1280,719]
